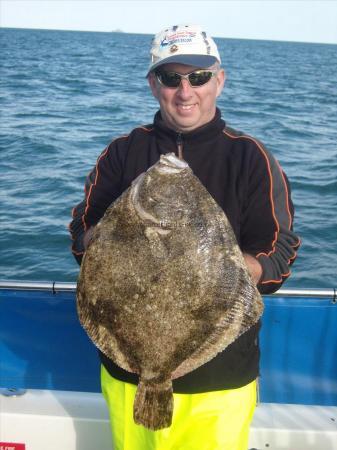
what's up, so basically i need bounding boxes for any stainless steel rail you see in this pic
[0,280,336,300]
[0,281,77,292]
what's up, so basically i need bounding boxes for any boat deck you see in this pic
[1,389,336,450]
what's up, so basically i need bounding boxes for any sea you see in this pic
[0,28,336,288]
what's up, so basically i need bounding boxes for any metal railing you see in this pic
[0,280,336,301]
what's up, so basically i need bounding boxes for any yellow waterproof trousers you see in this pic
[101,365,256,450]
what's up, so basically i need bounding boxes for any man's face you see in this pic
[148,63,225,133]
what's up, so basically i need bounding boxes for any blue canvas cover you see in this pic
[1,286,336,405]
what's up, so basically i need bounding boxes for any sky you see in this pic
[1,0,337,45]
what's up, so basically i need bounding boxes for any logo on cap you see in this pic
[170,45,178,53]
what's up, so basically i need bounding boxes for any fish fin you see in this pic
[133,379,173,430]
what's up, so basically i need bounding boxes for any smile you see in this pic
[177,103,196,111]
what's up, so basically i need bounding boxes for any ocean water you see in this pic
[0,28,336,288]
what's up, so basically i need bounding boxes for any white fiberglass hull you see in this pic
[1,389,337,450]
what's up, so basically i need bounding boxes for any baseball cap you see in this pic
[147,24,221,75]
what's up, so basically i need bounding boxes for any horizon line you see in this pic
[1,26,336,47]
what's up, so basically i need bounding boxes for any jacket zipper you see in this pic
[176,133,183,160]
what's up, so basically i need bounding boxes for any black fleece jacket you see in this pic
[69,108,300,392]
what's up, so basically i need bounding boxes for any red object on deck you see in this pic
[0,443,26,450]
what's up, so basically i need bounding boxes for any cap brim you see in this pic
[147,55,218,76]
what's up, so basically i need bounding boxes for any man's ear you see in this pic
[148,73,159,99]
[216,69,226,98]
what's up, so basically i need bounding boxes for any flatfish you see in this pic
[77,153,263,430]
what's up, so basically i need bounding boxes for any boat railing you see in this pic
[0,280,336,301]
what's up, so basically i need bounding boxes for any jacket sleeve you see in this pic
[241,142,301,294]
[69,139,125,265]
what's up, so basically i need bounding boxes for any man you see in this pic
[69,24,300,450]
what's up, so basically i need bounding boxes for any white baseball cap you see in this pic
[147,24,221,75]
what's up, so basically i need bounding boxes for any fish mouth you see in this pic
[156,153,189,174]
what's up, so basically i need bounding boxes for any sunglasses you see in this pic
[155,69,218,88]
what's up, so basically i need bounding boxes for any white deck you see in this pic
[1,389,336,450]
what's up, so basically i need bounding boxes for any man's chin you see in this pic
[172,118,201,133]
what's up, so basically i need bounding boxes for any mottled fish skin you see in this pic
[77,153,264,430]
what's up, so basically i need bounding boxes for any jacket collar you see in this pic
[153,108,226,151]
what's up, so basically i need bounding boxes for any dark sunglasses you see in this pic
[155,69,218,88]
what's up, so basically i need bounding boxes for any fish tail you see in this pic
[133,379,173,430]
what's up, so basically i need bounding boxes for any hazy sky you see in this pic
[1,0,337,44]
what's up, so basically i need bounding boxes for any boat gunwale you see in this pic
[0,280,336,300]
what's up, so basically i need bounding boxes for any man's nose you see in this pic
[177,78,193,97]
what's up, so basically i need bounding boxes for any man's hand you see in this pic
[243,253,262,285]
